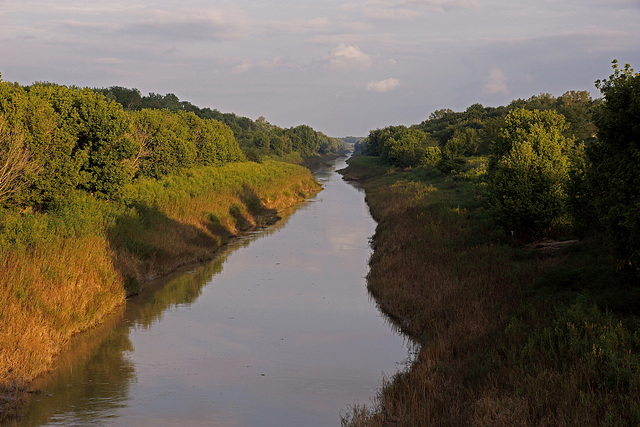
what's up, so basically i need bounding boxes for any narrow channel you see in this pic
[13,154,414,426]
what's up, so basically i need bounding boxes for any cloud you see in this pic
[361,0,480,21]
[259,56,287,69]
[366,77,401,92]
[275,17,332,34]
[593,0,640,9]
[325,43,372,71]
[483,68,509,95]
[231,59,252,74]
[128,8,250,41]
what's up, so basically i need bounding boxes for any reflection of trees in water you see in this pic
[127,255,228,330]
[128,210,293,330]
[14,306,135,426]
[13,208,296,426]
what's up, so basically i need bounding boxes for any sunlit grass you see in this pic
[0,160,320,419]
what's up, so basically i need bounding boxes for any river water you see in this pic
[12,155,414,426]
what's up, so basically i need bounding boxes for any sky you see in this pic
[1,0,639,137]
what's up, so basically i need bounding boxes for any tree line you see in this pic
[358,60,640,274]
[0,78,345,212]
[96,86,345,160]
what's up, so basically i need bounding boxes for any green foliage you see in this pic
[98,86,143,110]
[286,124,318,156]
[130,109,196,179]
[362,125,440,168]
[28,83,137,199]
[0,80,248,209]
[0,191,111,249]
[442,128,480,158]
[488,108,576,239]
[589,60,640,270]
[503,295,640,424]
[0,82,83,206]
[556,90,600,141]
[96,86,345,160]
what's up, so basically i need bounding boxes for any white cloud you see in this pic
[366,77,401,92]
[483,68,509,95]
[325,43,372,71]
[363,4,421,20]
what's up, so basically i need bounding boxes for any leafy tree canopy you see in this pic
[589,60,640,270]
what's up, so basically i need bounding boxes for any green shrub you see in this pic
[488,108,576,240]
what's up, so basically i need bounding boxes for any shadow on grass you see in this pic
[106,202,222,295]
[106,187,280,296]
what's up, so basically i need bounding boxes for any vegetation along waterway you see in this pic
[5,154,414,426]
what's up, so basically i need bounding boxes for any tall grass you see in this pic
[341,155,640,426]
[0,160,320,420]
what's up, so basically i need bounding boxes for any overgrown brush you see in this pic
[341,155,640,426]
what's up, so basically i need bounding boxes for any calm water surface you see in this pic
[13,155,414,426]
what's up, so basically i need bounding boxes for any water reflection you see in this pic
[10,154,414,427]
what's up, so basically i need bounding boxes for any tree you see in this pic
[588,60,640,270]
[0,117,39,205]
[488,108,576,240]
[0,82,81,207]
[130,109,196,179]
[555,90,599,141]
[28,84,138,199]
[98,86,143,110]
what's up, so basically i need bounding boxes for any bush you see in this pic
[488,108,576,240]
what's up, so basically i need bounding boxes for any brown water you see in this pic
[11,155,415,426]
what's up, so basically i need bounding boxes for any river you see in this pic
[10,154,414,426]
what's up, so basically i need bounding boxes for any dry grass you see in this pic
[0,236,124,386]
[355,169,521,426]
[0,160,321,421]
[341,156,640,426]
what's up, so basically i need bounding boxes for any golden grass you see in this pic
[0,236,124,387]
[0,160,321,421]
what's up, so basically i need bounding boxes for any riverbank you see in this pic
[340,155,640,426]
[0,160,321,421]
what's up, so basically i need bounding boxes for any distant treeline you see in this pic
[358,60,640,274]
[0,78,345,211]
[358,90,598,167]
[95,86,346,160]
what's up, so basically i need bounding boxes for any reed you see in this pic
[341,155,640,426]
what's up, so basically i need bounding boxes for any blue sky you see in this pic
[2,0,639,136]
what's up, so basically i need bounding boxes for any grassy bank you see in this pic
[0,160,320,420]
[340,155,640,426]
